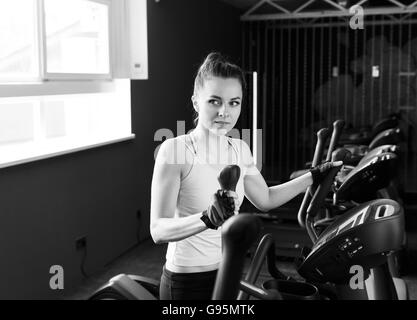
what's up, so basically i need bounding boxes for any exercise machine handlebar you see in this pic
[305,148,349,243]
[211,214,262,300]
[297,128,331,228]
[326,120,345,161]
[237,233,288,300]
[218,165,240,192]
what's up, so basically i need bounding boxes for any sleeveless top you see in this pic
[165,133,253,273]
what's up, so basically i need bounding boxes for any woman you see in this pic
[150,52,341,300]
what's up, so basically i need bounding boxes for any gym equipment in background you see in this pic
[238,121,408,300]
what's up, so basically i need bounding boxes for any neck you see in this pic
[192,124,229,152]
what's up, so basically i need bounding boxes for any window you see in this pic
[0,0,148,168]
[0,0,38,82]
[0,80,132,168]
[44,0,111,78]
[0,0,148,87]
[0,0,112,81]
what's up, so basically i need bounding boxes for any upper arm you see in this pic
[239,140,270,212]
[150,138,182,229]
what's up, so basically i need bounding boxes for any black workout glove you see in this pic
[310,161,343,188]
[201,191,236,230]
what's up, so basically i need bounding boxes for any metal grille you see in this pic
[242,15,417,192]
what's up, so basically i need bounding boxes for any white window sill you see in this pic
[0,134,135,170]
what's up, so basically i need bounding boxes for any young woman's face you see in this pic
[193,76,242,136]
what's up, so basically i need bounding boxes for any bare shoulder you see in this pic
[229,137,260,176]
[229,137,253,158]
[155,135,193,165]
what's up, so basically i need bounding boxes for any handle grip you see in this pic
[305,148,348,243]
[218,165,241,191]
[297,128,331,228]
[326,120,345,162]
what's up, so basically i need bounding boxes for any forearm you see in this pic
[265,172,313,211]
[151,213,208,244]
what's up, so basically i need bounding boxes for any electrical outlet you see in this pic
[76,236,87,250]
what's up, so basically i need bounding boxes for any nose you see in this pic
[218,103,229,118]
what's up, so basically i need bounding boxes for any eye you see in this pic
[208,99,221,106]
[230,100,241,107]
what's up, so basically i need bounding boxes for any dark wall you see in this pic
[132,0,242,244]
[0,0,241,299]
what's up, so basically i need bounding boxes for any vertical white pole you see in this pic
[37,0,46,79]
[252,71,258,166]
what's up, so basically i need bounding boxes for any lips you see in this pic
[214,121,230,125]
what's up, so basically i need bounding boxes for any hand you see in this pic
[310,161,343,188]
[335,165,354,185]
[202,191,240,229]
[217,190,241,215]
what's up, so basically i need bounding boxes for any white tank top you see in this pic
[165,133,248,273]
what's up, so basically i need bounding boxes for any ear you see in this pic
[191,95,199,112]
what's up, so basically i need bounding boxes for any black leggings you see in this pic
[159,265,218,300]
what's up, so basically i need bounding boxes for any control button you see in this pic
[347,250,357,258]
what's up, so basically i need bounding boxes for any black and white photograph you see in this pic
[1,0,417,307]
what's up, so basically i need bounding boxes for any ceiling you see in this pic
[220,0,349,12]
[220,0,261,10]
[220,0,417,13]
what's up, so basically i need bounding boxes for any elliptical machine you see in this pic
[236,120,408,300]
